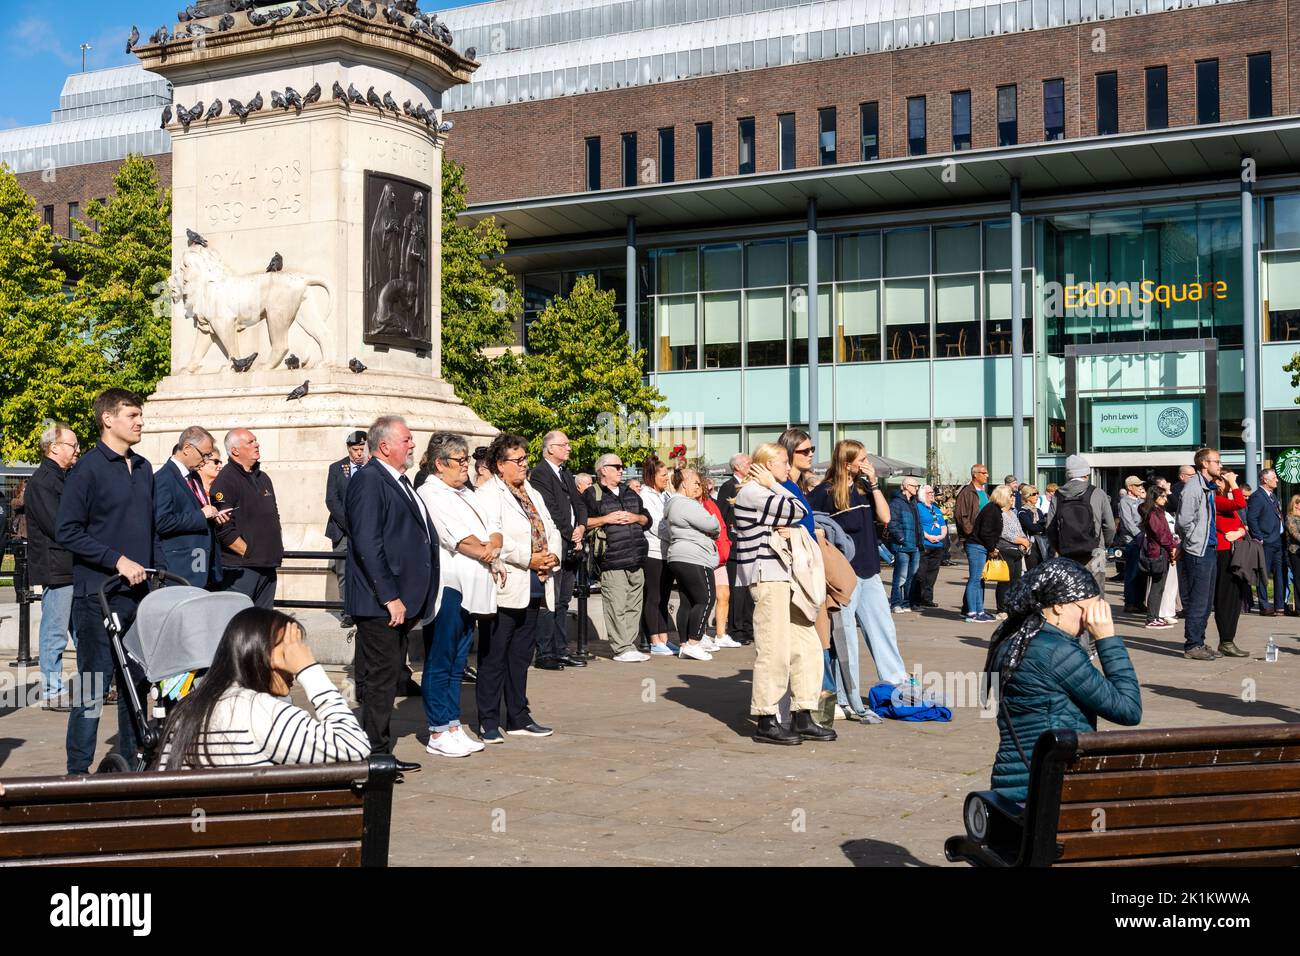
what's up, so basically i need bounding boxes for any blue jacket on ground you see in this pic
[990,623,1142,801]
[1247,488,1283,545]
[887,490,920,552]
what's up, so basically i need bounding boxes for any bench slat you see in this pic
[0,842,363,868]
[1060,764,1300,803]
[0,808,363,859]
[1056,818,1300,862]
[1070,745,1300,774]
[1057,791,1300,832]
[0,789,360,826]
[1057,847,1300,867]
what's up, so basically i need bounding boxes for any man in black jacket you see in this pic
[716,452,753,645]
[325,430,369,627]
[26,422,80,710]
[529,430,589,669]
[583,453,650,662]
[212,428,284,608]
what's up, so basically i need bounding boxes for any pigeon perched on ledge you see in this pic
[217,13,236,31]
[303,82,322,105]
[160,105,172,129]
[126,26,139,54]
[348,357,367,374]
[271,90,287,110]
[205,100,223,121]
[186,228,208,247]
[232,353,258,373]
[286,380,310,401]
[267,252,283,272]
[284,354,301,370]
[332,81,347,101]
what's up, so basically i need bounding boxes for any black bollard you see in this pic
[10,538,37,667]
[574,553,589,659]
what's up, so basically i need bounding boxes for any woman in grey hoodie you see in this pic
[666,469,721,662]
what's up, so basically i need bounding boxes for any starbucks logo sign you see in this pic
[1277,449,1300,484]
[1156,406,1190,440]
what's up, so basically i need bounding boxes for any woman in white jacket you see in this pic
[474,433,563,744]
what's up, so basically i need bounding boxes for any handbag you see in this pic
[1139,549,1169,576]
[982,557,1010,583]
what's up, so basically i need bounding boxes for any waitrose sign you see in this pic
[1092,399,1200,449]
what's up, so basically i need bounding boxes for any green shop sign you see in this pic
[1277,449,1300,483]
[1092,399,1200,449]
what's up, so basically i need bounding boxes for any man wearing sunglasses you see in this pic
[155,425,230,589]
[583,454,651,662]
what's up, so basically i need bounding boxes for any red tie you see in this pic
[188,472,208,507]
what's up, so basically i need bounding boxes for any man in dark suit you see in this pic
[325,430,369,627]
[1248,467,1287,616]
[529,430,589,669]
[154,426,229,588]
[717,452,754,645]
[344,416,438,774]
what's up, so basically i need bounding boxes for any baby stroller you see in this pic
[96,570,253,773]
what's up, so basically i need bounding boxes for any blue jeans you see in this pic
[66,591,147,774]
[1179,549,1218,650]
[835,575,907,714]
[890,549,919,608]
[1122,536,1145,607]
[39,585,76,698]
[1259,540,1285,611]
[422,588,477,732]
[964,542,988,616]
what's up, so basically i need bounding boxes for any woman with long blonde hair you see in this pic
[809,440,904,722]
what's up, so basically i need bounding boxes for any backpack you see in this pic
[1053,487,1098,558]
[584,484,608,577]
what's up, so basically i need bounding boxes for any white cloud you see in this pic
[11,17,79,67]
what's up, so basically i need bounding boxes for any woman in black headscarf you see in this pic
[983,557,1142,801]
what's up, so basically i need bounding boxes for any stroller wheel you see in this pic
[95,753,132,774]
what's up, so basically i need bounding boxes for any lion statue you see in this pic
[174,243,333,373]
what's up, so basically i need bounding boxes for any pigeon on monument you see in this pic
[382,91,400,115]
[228,97,249,120]
[127,26,139,53]
[248,91,264,112]
[177,104,193,131]
[267,252,283,272]
[286,380,310,401]
[247,7,269,26]
[265,6,292,25]
[402,99,412,116]
[365,2,379,19]
[347,83,366,105]
[205,99,223,121]
[217,13,236,31]
[383,2,404,26]
[271,90,287,110]
[294,0,322,17]
[438,119,454,134]
[303,82,322,105]
[160,105,173,128]
[349,358,367,374]
[150,25,169,44]
[284,353,301,370]
[186,228,208,247]
[407,16,427,36]
[232,353,259,373]
[366,86,383,110]
[466,46,477,59]
[177,7,192,22]
[346,0,366,16]
[189,22,212,35]
[332,81,347,101]
[285,87,304,112]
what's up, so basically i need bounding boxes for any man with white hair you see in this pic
[530,430,589,668]
[1247,466,1286,616]
[211,428,284,608]
[583,452,650,662]
[717,452,753,644]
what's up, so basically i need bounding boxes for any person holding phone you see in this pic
[155,426,231,589]
[984,558,1142,801]
[1211,469,1250,657]
[212,428,284,609]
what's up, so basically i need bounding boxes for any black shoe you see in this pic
[559,654,588,667]
[1261,608,1278,617]
[462,666,478,683]
[393,759,422,773]
[1286,608,1300,618]
[792,710,837,741]
[339,614,354,628]
[534,658,565,671]
[918,600,938,608]
[753,715,801,745]
[737,636,754,646]
[506,722,554,737]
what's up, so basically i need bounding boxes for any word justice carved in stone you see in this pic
[369,136,431,174]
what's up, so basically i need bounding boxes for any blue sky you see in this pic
[0,0,466,130]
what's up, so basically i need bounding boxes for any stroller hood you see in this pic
[124,587,254,682]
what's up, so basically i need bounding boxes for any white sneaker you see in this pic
[426,731,471,758]
[891,606,907,615]
[613,650,651,662]
[834,704,847,720]
[699,636,720,652]
[649,643,676,656]
[678,642,713,661]
[453,727,485,753]
[713,635,743,648]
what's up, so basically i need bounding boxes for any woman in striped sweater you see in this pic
[155,608,371,769]
[732,443,835,746]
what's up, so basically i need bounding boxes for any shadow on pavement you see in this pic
[841,837,935,867]
[661,673,756,737]
[1142,683,1300,722]
[0,737,24,768]
[1117,635,1186,659]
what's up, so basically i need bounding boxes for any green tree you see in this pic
[64,154,172,401]
[489,275,665,469]
[1286,351,1300,402]
[440,157,520,411]
[0,165,102,461]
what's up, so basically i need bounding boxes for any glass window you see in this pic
[43,205,54,228]
[1249,52,1273,119]
[1196,59,1219,124]
[985,271,1033,353]
[934,420,982,484]
[622,131,638,186]
[1044,78,1065,140]
[952,90,971,151]
[696,122,713,179]
[837,232,882,281]
[838,422,881,455]
[935,275,980,357]
[657,295,697,370]
[702,292,742,367]
[860,101,879,160]
[658,127,675,183]
[1265,195,1300,250]
[585,137,601,190]
[790,236,833,286]
[1096,71,1118,135]
[746,288,787,366]
[818,107,837,165]
[791,286,833,365]
[1262,251,1300,342]
[884,279,930,360]
[654,247,698,294]
[886,422,930,472]
[67,202,78,237]
[746,238,787,286]
[779,112,796,170]
[1145,66,1168,130]
[985,420,1031,481]
[703,427,743,470]
[934,223,980,273]
[997,84,1018,146]
[738,116,756,174]
[837,282,881,362]
[983,220,1034,270]
[886,227,930,277]
[701,243,742,291]
[907,96,926,155]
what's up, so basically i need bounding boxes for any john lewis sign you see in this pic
[1092,399,1200,449]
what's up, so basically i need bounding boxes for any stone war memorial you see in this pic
[130,0,495,601]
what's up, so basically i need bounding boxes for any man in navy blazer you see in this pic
[1247,467,1286,615]
[344,416,439,769]
[154,426,229,588]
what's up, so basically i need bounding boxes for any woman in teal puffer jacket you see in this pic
[984,557,1142,800]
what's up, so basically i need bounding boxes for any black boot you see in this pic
[793,710,837,741]
[753,715,801,746]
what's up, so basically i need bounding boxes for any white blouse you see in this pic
[417,476,501,617]
[640,486,670,560]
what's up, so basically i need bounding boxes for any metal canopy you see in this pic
[461,117,1300,255]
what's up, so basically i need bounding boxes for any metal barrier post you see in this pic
[575,555,589,659]
[10,538,37,667]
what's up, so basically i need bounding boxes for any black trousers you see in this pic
[223,566,277,609]
[994,551,1024,612]
[641,557,674,635]
[1145,558,1169,621]
[911,548,943,604]
[355,616,415,754]
[534,564,575,662]
[668,561,715,643]
[476,601,540,734]
[1214,548,1246,645]
[726,557,754,641]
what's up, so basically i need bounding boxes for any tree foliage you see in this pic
[1286,352,1300,403]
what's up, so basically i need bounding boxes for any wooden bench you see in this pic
[0,756,397,867]
[944,724,1300,867]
